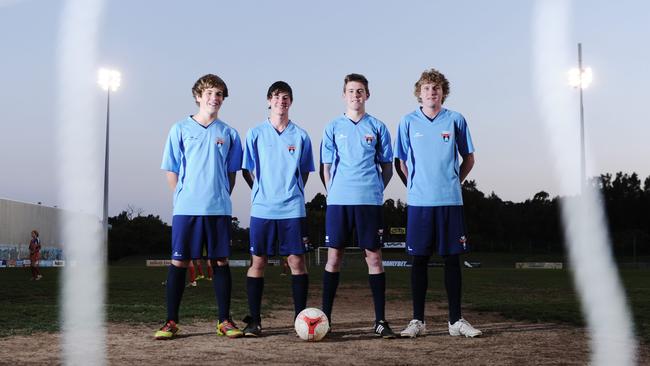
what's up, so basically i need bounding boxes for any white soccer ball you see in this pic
[294,307,329,341]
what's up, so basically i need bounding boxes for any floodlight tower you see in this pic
[97,68,121,244]
[568,43,593,194]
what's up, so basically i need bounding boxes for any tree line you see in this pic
[108,172,650,261]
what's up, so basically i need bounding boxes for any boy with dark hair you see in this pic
[155,73,244,340]
[241,81,315,336]
[320,73,396,338]
[395,68,481,338]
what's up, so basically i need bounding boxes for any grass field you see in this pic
[2,256,649,344]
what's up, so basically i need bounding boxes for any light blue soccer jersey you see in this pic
[161,116,243,215]
[394,108,474,207]
[242,120,315,219]
[321,113,393,205]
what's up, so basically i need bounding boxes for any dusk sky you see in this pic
[1,0,648,226]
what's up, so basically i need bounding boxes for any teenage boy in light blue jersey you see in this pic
[320,73,396,338]
[395,68,482,338]
[155,74,244,340]
[241,81,315,337]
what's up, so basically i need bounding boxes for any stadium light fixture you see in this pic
[567,44,592,194]
[568,66,593,89]
[98,68,121,247]
[97,68,121,91]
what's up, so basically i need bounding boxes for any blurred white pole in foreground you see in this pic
[57,0,107,365]
[532,1,637,365]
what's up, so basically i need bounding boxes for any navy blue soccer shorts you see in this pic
[406,206,469,256]
[249,217,308,256]
[325,205,382,250]
[171,215,231,260]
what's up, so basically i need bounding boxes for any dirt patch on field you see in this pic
[1,284,648,365]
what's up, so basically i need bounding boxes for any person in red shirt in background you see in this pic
[29,230,42,280]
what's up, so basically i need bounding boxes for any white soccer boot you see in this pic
[448,318,482,337]
[400,319,426,338]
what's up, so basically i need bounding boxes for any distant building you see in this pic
[0,198,64,263]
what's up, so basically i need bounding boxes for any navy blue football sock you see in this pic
[213,265,232,322]
[322,270,340,324]
[368,272,386,322]
[444,255,462,324]
[166,265,187,323]
[291,274,309,318]
[411,255,429,321]
[246,276,264,322]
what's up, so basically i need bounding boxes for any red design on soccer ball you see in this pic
[301,314,325,340]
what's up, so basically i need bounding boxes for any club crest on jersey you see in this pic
[459,235,467,250]
[364,134,374,145]
[215,137,225,147]
[288,145,296,154]
[441,131,450,142]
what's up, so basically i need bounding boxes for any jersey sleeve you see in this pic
[161,124,182,173]
[376,122,393,163]
[242,129,257,172]
[394,118,410,162]
[320,123,335,164]
[227,129,243,173]
[300,133,316,172]
[455,114,475,156]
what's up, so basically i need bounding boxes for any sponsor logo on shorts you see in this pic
[249,246,255,253]
[173,251,182,257]
[441,131,450,142]
[288,145,296,154]
[325,235,329,243]
[414,132,424,138]
[215,137,225,146]
[364,134,374,145]
[337,134,347,139]
[459,235,467,250]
